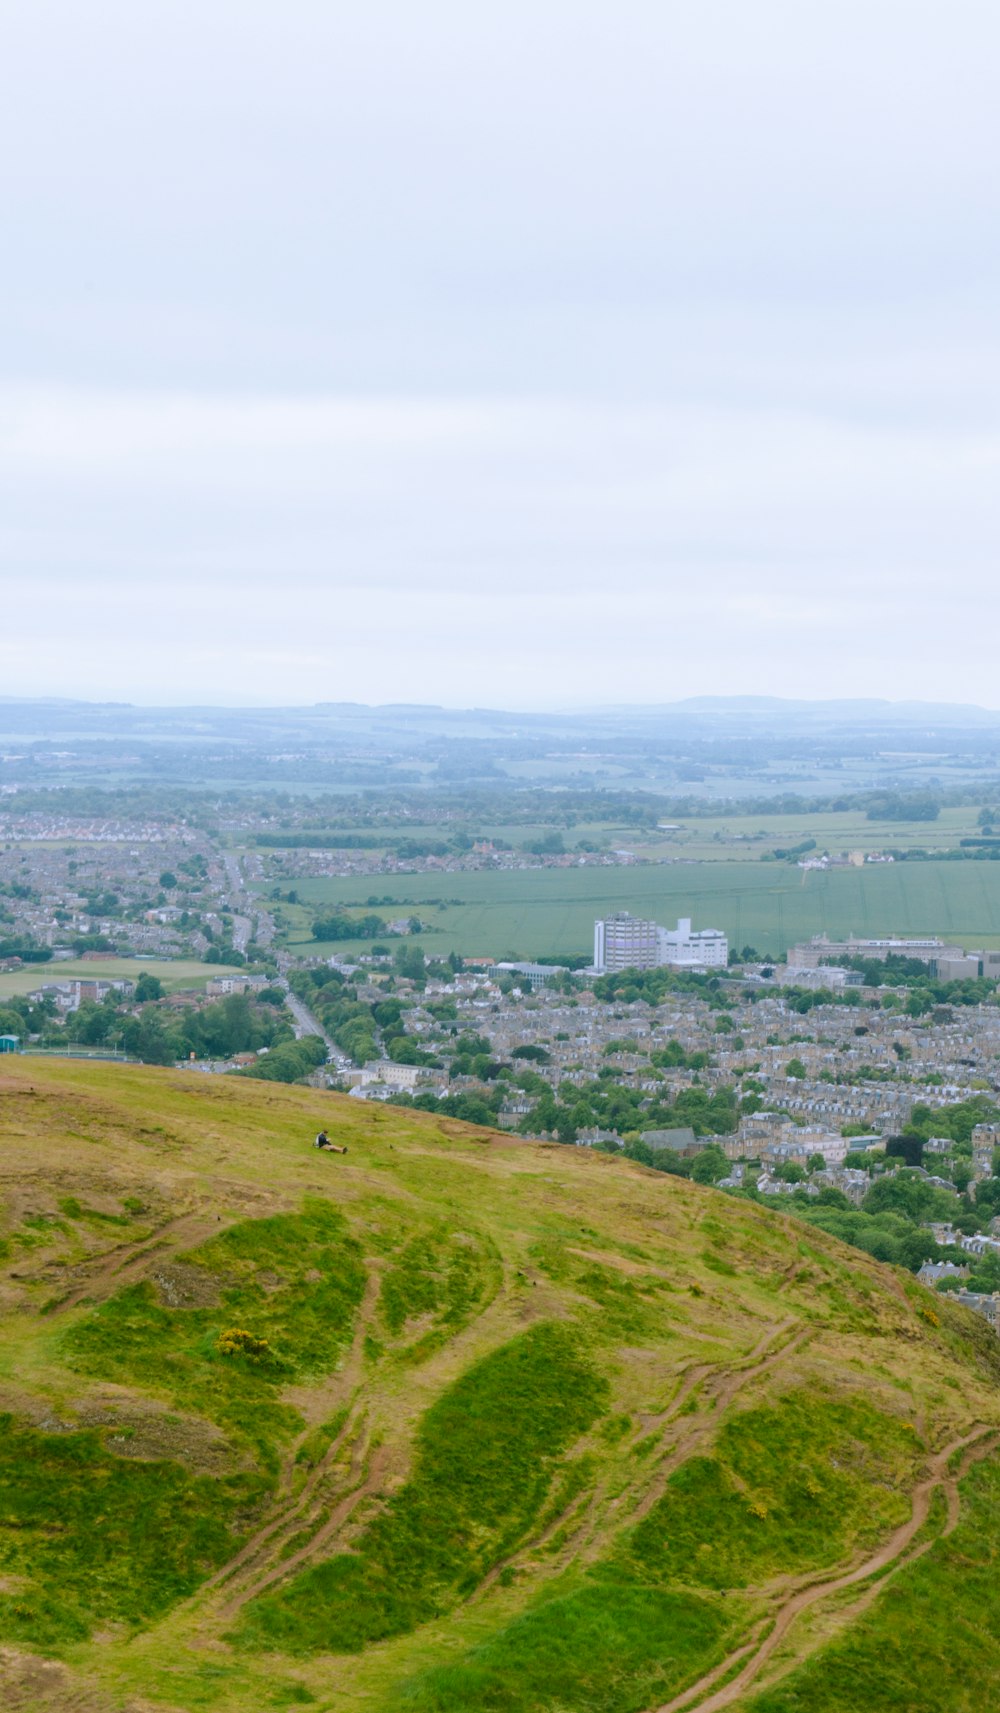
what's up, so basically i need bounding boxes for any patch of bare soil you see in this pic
[149,1261,223,1308]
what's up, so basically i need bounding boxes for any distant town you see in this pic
[5,697,1000,1339]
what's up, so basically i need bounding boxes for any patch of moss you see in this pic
[378,1223,500,1354]
[743,1450,1000,1713]
[386,1576,736,1713]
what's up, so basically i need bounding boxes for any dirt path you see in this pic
[221,1439,392,1615]
[629,1321,809,1527]
[651,1423,998,1713]
[478,1320,810,1609]
[56,1211,222,1309]
[204,1263,385,1608]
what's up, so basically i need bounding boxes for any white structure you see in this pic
[658,917,728,969]
[593,913,728,973]
[360,1060,421,1089]
[594,913,661,972]
[489,961,564,990]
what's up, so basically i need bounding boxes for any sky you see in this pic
[1,0,999,708]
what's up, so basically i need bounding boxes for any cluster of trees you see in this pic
[836,953,998,1008]
[0,995,54,1039]
[650,1040,713,1071]
[592,968,734,1008]
[0,938,53,963]
[235,1035,327,1083]
[312,912,388,942]
[719,1093,1000,1273]
[32,988,295,1068]
[760,838,817,863]
[865,792,940,822]
[291,961,442,1066]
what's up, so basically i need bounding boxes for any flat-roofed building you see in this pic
[593,913,728,973]
[786,934,965,972]
[594,913,661,972]
[658,918,728,969]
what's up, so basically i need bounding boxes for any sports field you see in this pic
[0,958,245,1001]
[284,858,1000,960]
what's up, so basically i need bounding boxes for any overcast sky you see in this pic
[2,1,998,707]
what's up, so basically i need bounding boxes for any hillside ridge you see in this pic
[1,1058,999,1713]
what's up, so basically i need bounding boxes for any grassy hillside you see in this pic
[1,1059,999,1713]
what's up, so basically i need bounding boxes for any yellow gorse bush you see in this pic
[218,1327,272,1360]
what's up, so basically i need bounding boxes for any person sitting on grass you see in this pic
[314,1130,347,1153]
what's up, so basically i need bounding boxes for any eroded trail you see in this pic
[203,1263,384,1609]
[479,1319,809,1601]
[628,1320,809,1527]
[651,1424,999,1713]
[46,1211,223,1310]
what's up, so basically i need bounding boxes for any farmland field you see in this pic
[0,958,244,1001]
[641,805,986,860]
[242,806,988,864]
[282,858,1000,960]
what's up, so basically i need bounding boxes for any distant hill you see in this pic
[1,1059,1000,1712]
[667,695,1000,726]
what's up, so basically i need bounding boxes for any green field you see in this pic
[642,806,986,861]
[281,858,1000,960]
[0,957,245,1001]
[243,807,987,866]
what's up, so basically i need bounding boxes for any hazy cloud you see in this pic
[2,2,998,703]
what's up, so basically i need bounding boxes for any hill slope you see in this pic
[0,1059,999,1713]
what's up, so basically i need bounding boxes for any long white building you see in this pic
[593,912,728,973]
[660,916,729,969]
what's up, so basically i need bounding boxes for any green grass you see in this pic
[384,1390,918,1713]
[739,1449,1000,1712]
[623,1390,917,1591]
[285,858,1000,959]
[63,1200,366,1467]
[647,806,986,862]
[0,1415,265,1649]
[0,956,245,1000]
[231,1322,608,1654]
[378,1223,501,1355]
[3,1059,1000,1712]
[389,1577,736,1713]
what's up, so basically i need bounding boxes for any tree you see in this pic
[555,1110,578,1145]
[807,1152,826,1174]
[863,1170,954,1223]
[689,1146,728,1185]
[134,971,164,1003]
[393,944,427,985]
[843,1151,873,1172]
[973,1176,1000,1214]
[126,1011,176,1066]
[886,1133,924,1169]
[785,1058,807,1080]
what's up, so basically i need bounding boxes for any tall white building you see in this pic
[593,912,728,973]
[594,912,661,972]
